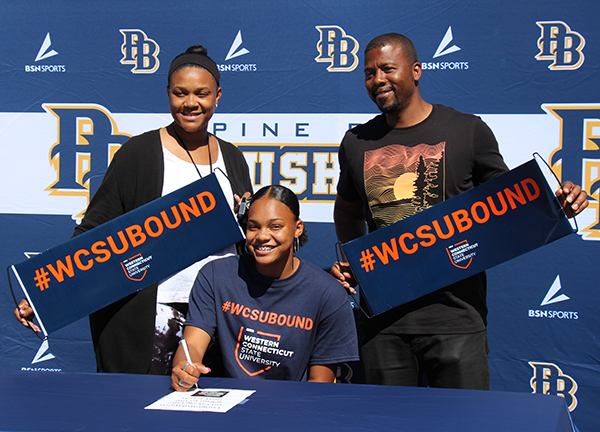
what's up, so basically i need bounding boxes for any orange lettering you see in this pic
[286,315,295,327]
[372,239,399,264]
[74,249,93,271]
[505,184,526,209]
[471,201,490,224]
[46,257,75,282]
[487,192,508,216]
[144,216,164,237]
[231,303,244,315]
[521,178,540,201]
[432,215,455,239]
[197,191,216,213]
[277,314,287,326]
[399,232,418,254]
[161,206,182,229]
[268,312,277,325]
[452,209,473,233]
[179,198,201,222]
[91,241,111,263]
[125,225,146,248]
[416,224,436,247]
[107,231,129,254]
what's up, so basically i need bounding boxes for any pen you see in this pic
[180,338,199,389]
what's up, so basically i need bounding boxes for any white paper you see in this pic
[145,388,255,413]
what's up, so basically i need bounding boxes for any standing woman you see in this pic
[14,45,253,375]
[172,185,359,387]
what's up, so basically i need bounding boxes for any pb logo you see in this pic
[535,21,585,70]
[544,104,600,241]
[120,29,160,73]
[44,104,130,216]
[315,26,359,72]
[529,361,578,411]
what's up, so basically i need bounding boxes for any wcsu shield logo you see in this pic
[235,327,290,376]
[446,240,478,269]
[121,253,152,281]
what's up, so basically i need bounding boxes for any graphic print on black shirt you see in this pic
[364,142,445,229]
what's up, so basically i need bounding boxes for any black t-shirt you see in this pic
[337,104,508,334]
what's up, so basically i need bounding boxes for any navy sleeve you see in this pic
[185,264,218,339]
[309,278,360,366]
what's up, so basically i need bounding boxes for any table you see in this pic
[0,370,573,432]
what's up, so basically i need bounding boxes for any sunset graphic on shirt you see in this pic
[364,142,446,229]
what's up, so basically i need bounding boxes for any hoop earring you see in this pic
[293,237,299,253]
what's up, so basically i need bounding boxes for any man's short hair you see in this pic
[364,33,419,65]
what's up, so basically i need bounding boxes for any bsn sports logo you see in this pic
[544,103,600,241]
[528,275,578,320]
[535,21,585,70]
[44,104,130,217]
[120,29,160,73]
[529,361,578,411]
[315,26,359,72]
[421,26,468,71]
[218,30,256,73]
[25,32,66,73]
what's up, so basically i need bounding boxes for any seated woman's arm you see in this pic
[308,364,337,383]
[171,326,212,391]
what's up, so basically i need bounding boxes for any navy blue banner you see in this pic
[10,174,243,336]
[342,159,574,316]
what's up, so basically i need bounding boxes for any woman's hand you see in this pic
[171,360,210,392]
[13,299,40,332]
[234,191,252,220]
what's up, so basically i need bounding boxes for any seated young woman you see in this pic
[171,185,359,389]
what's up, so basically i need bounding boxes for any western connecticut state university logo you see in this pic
[535,21,585,70]
[315,25,359,72]
[529,361,578,411]
[119,29,160,73]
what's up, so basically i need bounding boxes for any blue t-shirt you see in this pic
[186,254,359,381]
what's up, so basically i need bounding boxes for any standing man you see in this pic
[332,33,587,390]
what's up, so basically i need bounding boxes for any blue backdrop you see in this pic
[1,1,598,430]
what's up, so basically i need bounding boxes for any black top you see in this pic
[74,129,253,373]
[337,105,508,335]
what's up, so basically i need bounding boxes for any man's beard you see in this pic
[374,88,403,113]
[379,98,402,113]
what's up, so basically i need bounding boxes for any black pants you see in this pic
[360,330,490,390]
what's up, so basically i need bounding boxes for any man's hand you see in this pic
[331,261,357,295]
[555,181,588,218]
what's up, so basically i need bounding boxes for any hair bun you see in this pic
[185,45,208,56]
